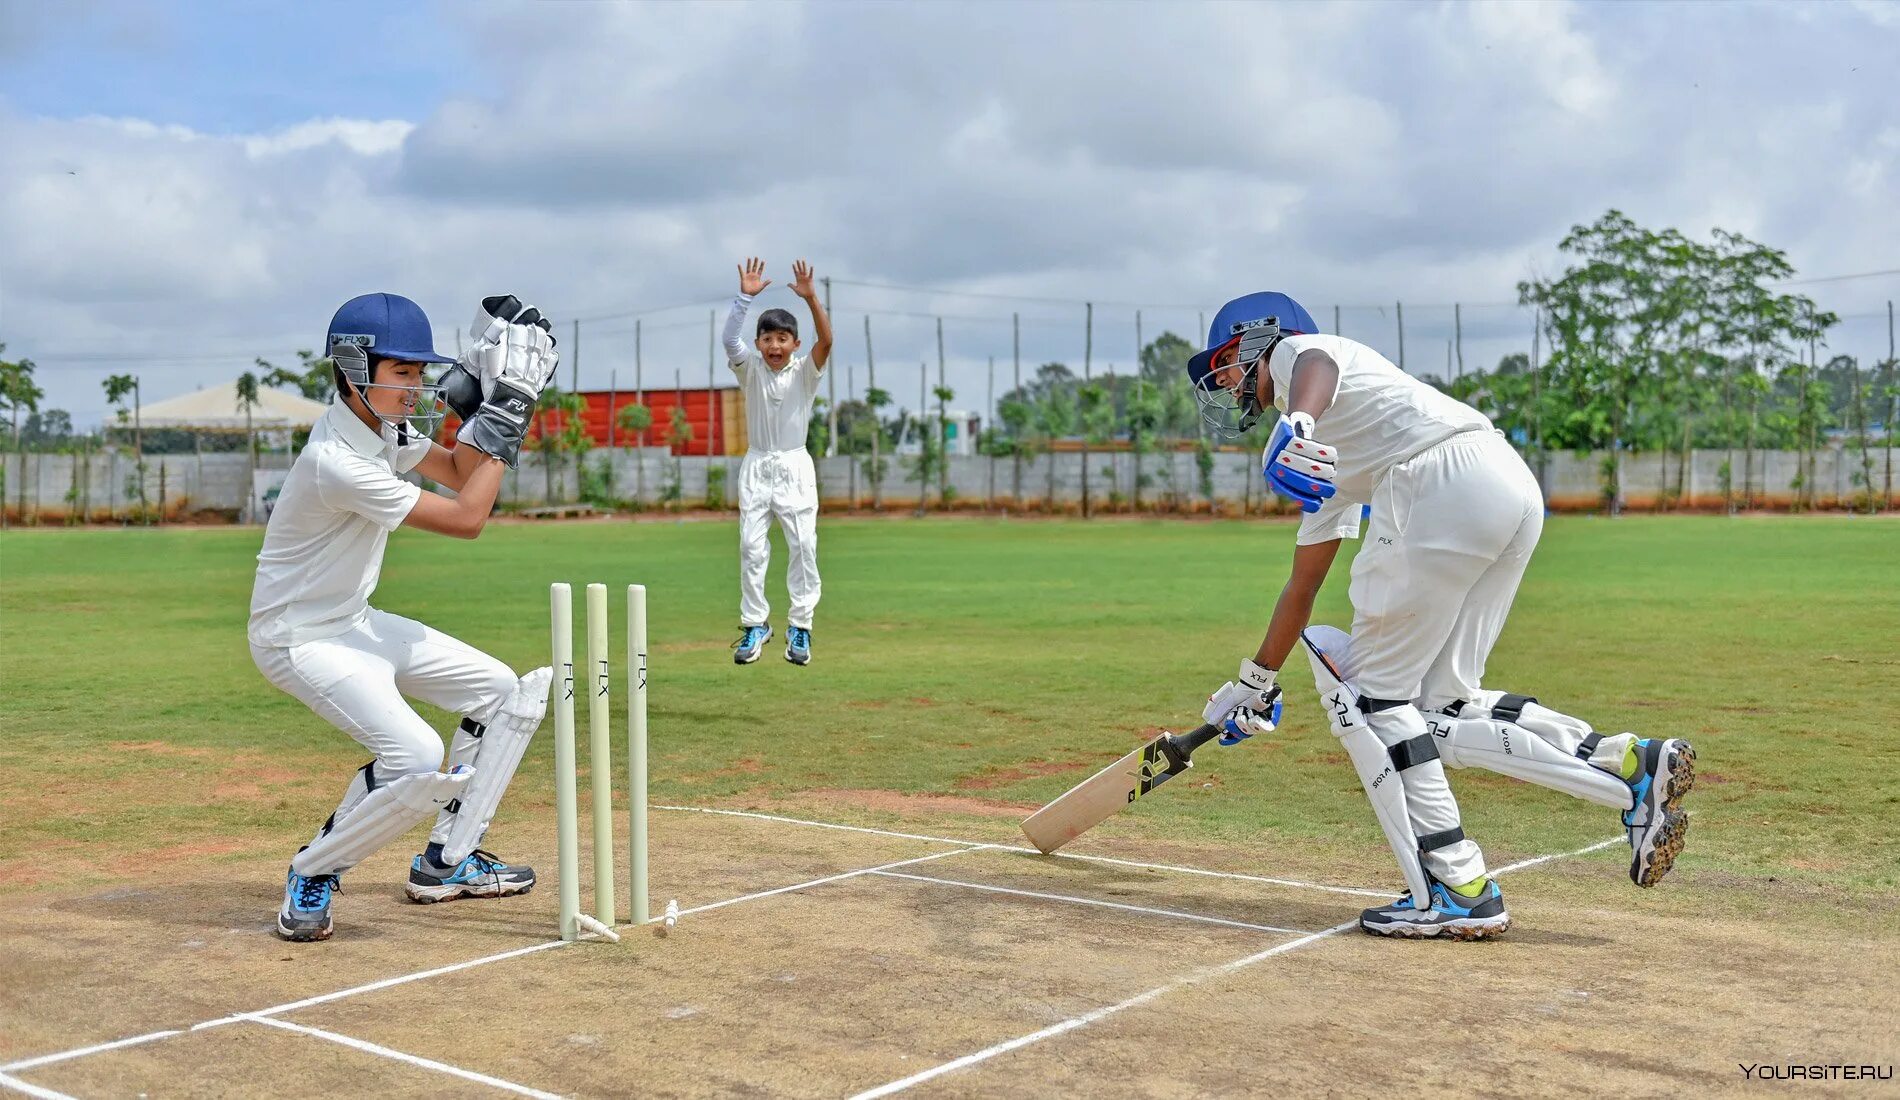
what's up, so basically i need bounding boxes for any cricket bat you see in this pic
[1021,724,1224,854]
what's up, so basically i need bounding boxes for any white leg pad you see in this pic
[293,769,473,876]
[1428,712,1634,810]
[440,666,552,863]
[1302,627,1433,905]
[1465,690,1593,754]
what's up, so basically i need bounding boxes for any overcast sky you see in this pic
[2,0,1895,426]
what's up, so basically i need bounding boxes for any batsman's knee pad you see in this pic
[293,768,472,877]
[440,666,552,863]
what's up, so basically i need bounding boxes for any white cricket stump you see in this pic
[553,581,651,943]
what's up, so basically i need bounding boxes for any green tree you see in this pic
[2,347,46,524]
[863,386,891,510]
[101,373,148,520]
[997,393,1034,507]
[1126,382,1164,511]
[1078,382,1114,516]
[665,405,694,512]
[259,349,337,404]
[1035,385,1076,507]
[235,371,262,521]
[618,402,653,506]
[932,384,955,507]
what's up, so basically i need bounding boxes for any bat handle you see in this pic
[1169,723,1222,757]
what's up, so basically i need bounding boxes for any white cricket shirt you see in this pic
[247,403,428,647]
[724,293,824,453]
[1266,333,1492,545]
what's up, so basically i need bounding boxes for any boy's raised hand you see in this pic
[738,257,771,296]
[791,260,818,300]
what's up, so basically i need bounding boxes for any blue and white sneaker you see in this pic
[1626,737,1695,887]
[785,625,812,666]
[1360,877,1510,940]
[277,867,339,942]
[732,624,772,665]
[405,849,536,903]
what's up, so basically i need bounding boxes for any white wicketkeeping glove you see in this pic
[1202,659,1284,745]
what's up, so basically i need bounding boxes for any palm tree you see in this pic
[235,371,262,522]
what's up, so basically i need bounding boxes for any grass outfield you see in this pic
[1,514,1895,902]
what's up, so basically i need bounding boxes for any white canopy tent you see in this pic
[139,381,329,432]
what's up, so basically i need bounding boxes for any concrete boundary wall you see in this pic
[3,443,1895,521]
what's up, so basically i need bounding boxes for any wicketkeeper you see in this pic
[1189,291,1697,939]
[248,292,560,941]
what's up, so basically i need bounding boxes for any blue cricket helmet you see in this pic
[326,293,456,368]
[1185,291,1320,390]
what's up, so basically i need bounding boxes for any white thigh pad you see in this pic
[293,769,472,876]
[1301,628,1432,905]
[441,666,552,863]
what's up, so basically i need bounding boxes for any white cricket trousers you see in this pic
[1348,429,1546,885]
[252,609,516,850]
[738,447,821,630]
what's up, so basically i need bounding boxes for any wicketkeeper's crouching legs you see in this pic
[254,612,551,939]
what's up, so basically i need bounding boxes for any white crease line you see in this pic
[244,1017,564,1099]
[190,939,571,1029]
[655,804,1391,897]
[654,804,992,849]
[2,1029,184,1073]
[848,834,1628,1098]
[0,1071,79,1100]
[5,845,991,1072]
[869,871,1316,935]
[1015,849,1395,898]
[676,846,992,918]
[851,918,1363,1100]
[1492,836,1623,875]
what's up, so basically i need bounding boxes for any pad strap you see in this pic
[1387,734,1441,772]
[1358,696,1408,714]
[1493,693,1538,723]
[1575,732,1603,760]
[1417,825,1466,852]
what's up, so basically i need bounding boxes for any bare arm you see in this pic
[403,451,506,539]
[1253,538,1342,671]
[411,441,490,493]
[791,260,833,370]
[1284,349,1341,422]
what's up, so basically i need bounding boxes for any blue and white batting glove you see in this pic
[1263,412,1337,514]
[1203,659,1284,745]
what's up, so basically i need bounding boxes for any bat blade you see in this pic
[1021,724,1220,854]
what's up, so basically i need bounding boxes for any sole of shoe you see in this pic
[734,650,762,665]
[406,879,535,904]
[276,915,333,942]
[786,650,809,666]
[1659,741,1697,813]
[1361,915,1511,941]
[1632,809,1690,888]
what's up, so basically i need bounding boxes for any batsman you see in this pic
[249,292,561,941]
[1188,291,1697,940]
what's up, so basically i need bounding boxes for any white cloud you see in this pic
[242,118,413,159]
[2,1,1896,424]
